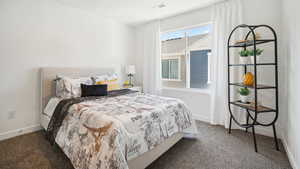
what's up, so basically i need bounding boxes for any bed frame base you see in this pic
[128,133,183,169]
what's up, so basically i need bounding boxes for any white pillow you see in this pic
[55,76,93,98]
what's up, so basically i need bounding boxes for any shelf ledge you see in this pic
[229,39,275,48]
[229,63,276,67]
[229,83,276,89]
[230,101,276,113]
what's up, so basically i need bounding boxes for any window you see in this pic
[161,24,212,89]
[162,57,180,81]
[190,50,211,88]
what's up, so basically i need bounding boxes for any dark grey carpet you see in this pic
[0,121,291,169]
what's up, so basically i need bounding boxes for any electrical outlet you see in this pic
[7,110,16,120]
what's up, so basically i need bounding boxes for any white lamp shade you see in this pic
[126,65,136,74]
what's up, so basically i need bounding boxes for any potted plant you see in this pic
[249,49,263,63]
[238,87,250,103]
[239,50,250,64]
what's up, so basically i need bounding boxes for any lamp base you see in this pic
[128,74,134,87]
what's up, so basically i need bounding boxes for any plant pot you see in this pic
[240,95,248,103]
[250,56,260,64]
[240,57,249,64]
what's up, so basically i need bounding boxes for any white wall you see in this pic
[134,0,285,135]
[160,7,212,32]
[0,0,135,138]
[281,0,300,168]
[242,0,285,137]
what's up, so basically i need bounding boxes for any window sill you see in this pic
[161,86,212,95]
[162,79,182,82]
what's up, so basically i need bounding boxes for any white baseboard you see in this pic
[282,136,299,169]
[193,114,210,123]
[0,125,42,141]
[233,126,281,139]
[194,114,281,139]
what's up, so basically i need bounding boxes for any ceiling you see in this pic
[56,0,216,26]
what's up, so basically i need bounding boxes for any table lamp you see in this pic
[126,65,136,87]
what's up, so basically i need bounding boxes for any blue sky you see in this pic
[161,24,212,41]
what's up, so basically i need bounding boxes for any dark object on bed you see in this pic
[81,84,108,97]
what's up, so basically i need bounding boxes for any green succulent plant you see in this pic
[239,49,264,57]
[238,87,250,96]
[239,50,250,57]
[249,49,264,56]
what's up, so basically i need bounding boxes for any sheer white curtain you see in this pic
[210,0,243,127]
[140,21,162,94]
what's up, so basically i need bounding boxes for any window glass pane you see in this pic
[187,26,211,52]
[186,24,212,37]
[169,59,179,79]
[162,60,169,79]
[161,31,186,88]
[161,23,212,89]
[161,30,185,41]
[190,50,211,88]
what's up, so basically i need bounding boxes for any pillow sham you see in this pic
[91,74,108,83]
[92,73,120,91]
[81,84,108,97]
[55,76,93,98]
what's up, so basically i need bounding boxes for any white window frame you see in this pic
[207,52,212,84]
[160,22,213,90]
[160,22,213,35]
[161,54,181,81]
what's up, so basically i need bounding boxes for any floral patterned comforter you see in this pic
[51,92,193,169]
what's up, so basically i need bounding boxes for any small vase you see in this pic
[240,57,249,64]
[240,95,248,103]
[250,56,260,64]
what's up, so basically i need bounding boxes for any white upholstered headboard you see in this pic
[40,67,115,112]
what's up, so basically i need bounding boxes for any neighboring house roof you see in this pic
[161,33,211,56]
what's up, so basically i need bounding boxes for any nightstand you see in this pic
[128,86,142,92]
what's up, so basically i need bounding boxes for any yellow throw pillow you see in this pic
[96,79,120,91]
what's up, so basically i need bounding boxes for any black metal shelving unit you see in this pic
[227,24,279,152]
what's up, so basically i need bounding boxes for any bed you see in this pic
[40,67,196,169]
